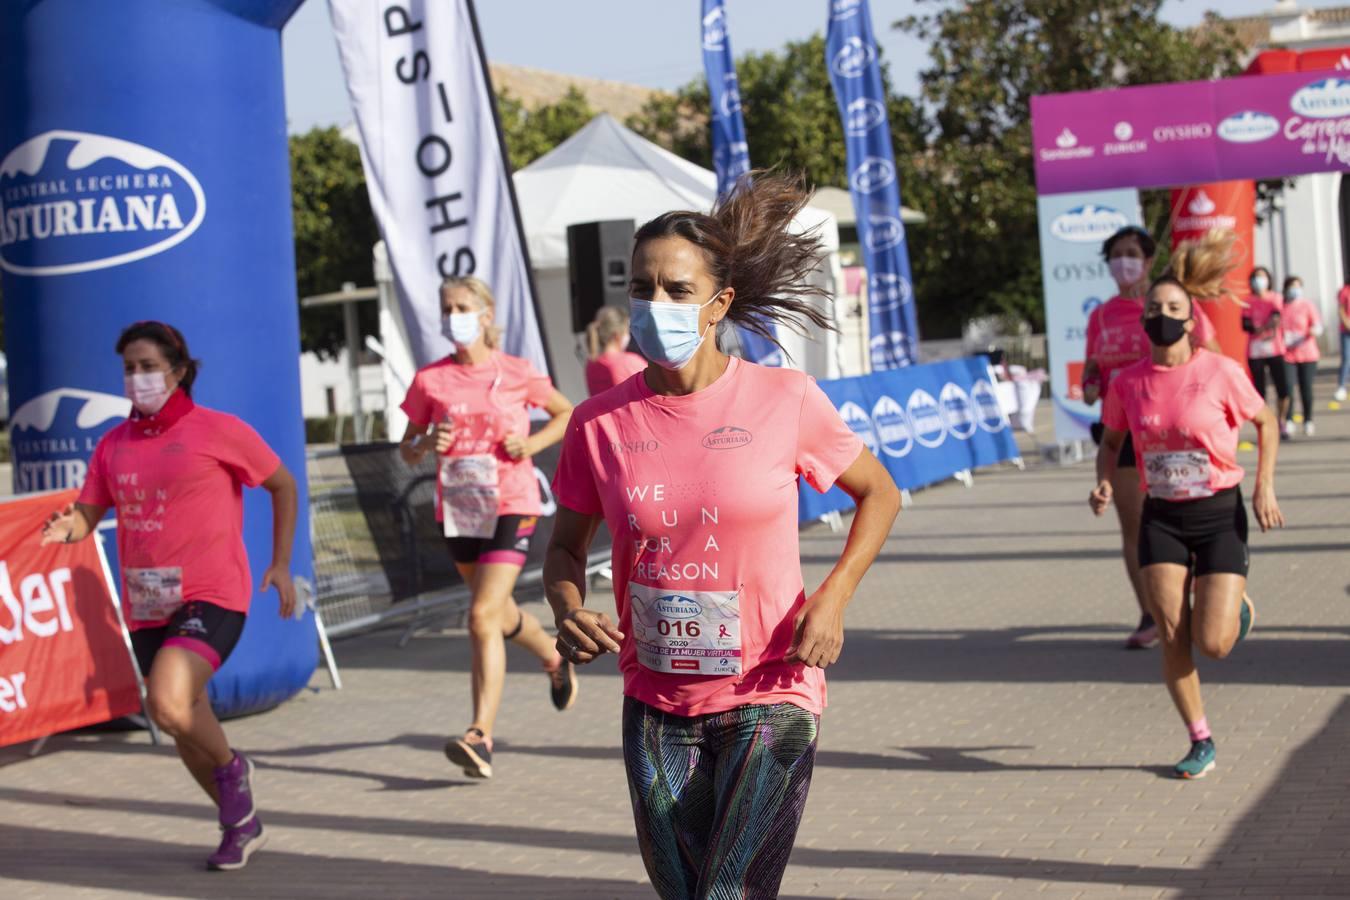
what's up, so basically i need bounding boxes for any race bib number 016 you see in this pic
[628,582,742,676]
[125,567,184,622]
[1143,450,1214,501]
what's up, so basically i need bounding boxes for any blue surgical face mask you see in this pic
[629,291,722,370]
[1251,275,1269,293]
[443,311,481,347]
[1286,286,1303,301]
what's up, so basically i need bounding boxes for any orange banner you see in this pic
[0,490,140,747]
[1169,180,1256,366]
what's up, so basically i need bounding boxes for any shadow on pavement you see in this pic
[3,699,1347,893]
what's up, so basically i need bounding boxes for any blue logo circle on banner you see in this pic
[838,400,880,455]
[906,389,947,448]
[870,394,913,458]
[940,383,977,439]
[971,379,1008,433]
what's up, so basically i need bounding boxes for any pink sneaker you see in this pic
[1126,616,1159,649]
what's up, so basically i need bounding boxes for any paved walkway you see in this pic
[3,372,1349,898]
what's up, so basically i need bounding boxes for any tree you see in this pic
[896,0,1245,335]
[290,126,382,358]
[630,34,926,191]
[498,86,596,171]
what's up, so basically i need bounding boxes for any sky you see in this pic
[282,1,1350,134]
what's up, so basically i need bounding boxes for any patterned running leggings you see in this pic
[622,697,820,900]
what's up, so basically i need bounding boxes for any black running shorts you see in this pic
[130,600,247,675]
[445,514,537,567]
[1138,486,1249,577]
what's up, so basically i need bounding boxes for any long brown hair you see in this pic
[632,170,831,350]
[1151,229,1240,313]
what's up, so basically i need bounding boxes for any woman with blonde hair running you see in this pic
[399,276,575,779]
[1091,231,1284,779]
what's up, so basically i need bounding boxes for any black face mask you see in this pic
[1143,313,1189,347]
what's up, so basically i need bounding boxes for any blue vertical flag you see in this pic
[701,0,782,366]
[826,0,919,369]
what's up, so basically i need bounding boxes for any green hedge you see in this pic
[305,411,388,445]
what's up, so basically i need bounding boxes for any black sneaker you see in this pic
[444,729,493,779]
[549,659,578,711]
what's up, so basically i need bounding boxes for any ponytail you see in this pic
[586,306,629,360]
[1156,229,1239,303]
[633,170,831,352]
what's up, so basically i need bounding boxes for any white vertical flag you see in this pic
[328,0,549,373]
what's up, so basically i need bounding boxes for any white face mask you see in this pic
[124,371,173,416]
[1109,256,1145,288]
[443,311,482,348]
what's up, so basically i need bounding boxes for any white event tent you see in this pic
[513,113,854,401]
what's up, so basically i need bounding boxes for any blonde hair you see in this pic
[440,276,503,349]
[586,306,630,359]
[1159,230,1239,302]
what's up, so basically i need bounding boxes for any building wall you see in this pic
[298,350,386,419]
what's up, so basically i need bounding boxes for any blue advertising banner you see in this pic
[700,0,780,367]
[800,357,1020,520]
[826,0,919,370]
[1035,189,1142,443]
[0,0,317,717]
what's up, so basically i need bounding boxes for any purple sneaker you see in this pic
[207,816,266,871]
[214,751,257,828]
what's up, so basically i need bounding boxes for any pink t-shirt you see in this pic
[1338,285,1350,333]
[1281,300,1323,364]
[1245,291,1286,359]
[1103,350,1265,502]
[78,402,280,627]
[585,351,647,397]
[400,351,554,518]
[1084,295,1217,397]
[552,358,864,717]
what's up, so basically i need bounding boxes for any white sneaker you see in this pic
[1280,420,1293,440]
[1304,421,1316,437]
[1336,386,1348,402]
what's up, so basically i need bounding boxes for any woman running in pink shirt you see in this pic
[584,306,647,396]
[1091,233,1284,779]
[398,276,575,780]
[545,172,901,899]
[41,321,298,870]
[1083,225,1221,651]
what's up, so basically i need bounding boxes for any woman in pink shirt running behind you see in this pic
[1091,232,1284,780]
[584,306,647,396]
[1279,275,1324,437]
[545,173,901,899]
[41,321,298,870]
[1082,225,1221,651]
[398,276,575,780]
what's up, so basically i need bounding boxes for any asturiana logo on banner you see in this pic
[830,0,862,21]
[701,5,726,50]
[868,271,911,313]
[837,401,880,455]
[970,379,1008,433]
[865,215,905,251]
[831,37,876,78]
[846,97,887,136]
[850,157,896,194]
[1049,204,1129,244]
[906,389,947,448]
[8,388,131,492]
[0,131,205,277]
[939,383,977,440]
[870,332,910,369]
[1290,78,1350,119]
[870,395,913,458]
[1217,111,1280,144]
